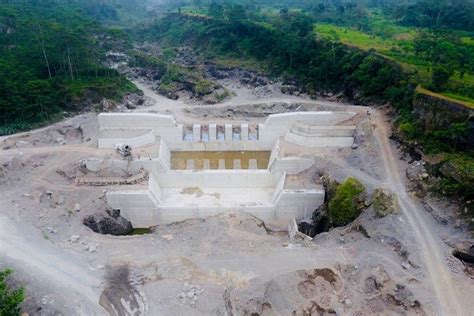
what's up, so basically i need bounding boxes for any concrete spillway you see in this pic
[92,111,356,228]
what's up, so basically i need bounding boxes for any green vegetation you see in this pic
[438,154,474,197]
[328,177,366,227]
[314,23,474,105]
[0,269,24,316]
[0,1,138,134]
[315,23,394,51]
[141,10,413,105]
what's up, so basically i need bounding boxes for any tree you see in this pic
[328,177,366,226]
[431,64,453,91]
[0,269,24,316]
[208,1,223,18]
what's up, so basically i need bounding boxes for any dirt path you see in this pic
[0,215,105,314]
[371,110,470,316]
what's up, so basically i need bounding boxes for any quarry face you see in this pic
[1,80,473,316]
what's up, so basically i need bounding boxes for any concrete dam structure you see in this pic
[94,111,356,228]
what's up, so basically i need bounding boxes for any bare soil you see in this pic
[1,67,473,316]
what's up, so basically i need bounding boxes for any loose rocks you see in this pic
[177,282,204,308]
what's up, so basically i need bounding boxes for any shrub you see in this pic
[0,269,24,316]
[430,65,453,92]
[328,177,366,226]
[399,121,416,139]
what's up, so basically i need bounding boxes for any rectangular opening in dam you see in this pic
[170,151,271,170]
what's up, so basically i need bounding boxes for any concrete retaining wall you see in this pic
[98,111,356,150]
[98,113,183,147]
[156,170,276,189]
[157,138,171,171]
[270,157,315,175]
[98,129,155,149]
[106,190,159,228]
[274,189,324,221]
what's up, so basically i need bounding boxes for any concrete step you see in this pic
[284,132,354,148]
[291,122,355,137]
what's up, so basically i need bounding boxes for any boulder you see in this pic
[125,101,136,109]
[101,98,117,111]
[280,85,298,95]
[83,209,132,235]
[372,188,399,217]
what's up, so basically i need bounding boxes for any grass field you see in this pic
[314,23,395,52]
[417,86,474,109]
[314,22,474,104]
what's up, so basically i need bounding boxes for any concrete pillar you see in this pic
[258,123,264,140]
[177,124,184,140]
[248,159,258,169]
[241,123,249,141]
[218,159,226,169]
[225,124,233,141]
[186,159,195,170]
[203,159,211,170]
[193,124,201,142]
[233,159,241,169]
[209,124,217,141]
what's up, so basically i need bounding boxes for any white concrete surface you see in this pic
[193,124,201,142]
[108,172,324,227]
[209,124,217,141]
[98,111,360,227]
[284,133,354,148]
[233,159,241,169]
[98,112,356,151]
[249,159,258,169]
[225,124,233,141]
[241,123,249,141]
[98,129,155,149]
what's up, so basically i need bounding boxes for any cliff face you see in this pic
[413,92,474,147]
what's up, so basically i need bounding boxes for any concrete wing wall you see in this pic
[98,113,183,148]
[274,189,325,222]
[106,190,160,228]
[258,111,356,147]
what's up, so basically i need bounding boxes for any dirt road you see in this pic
[372,110,471,316]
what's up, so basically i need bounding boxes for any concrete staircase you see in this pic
[284,122,356,148]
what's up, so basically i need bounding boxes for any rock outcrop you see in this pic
[372,188,399,217]
[83,209,133,236]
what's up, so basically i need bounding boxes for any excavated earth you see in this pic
[0,65,473,316]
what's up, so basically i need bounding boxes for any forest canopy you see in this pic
[0,0,137,132]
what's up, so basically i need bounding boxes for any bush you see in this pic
[0,269,24,316]
[437,154,474,198]
[399,121,416,139]
[328,177,366,226]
